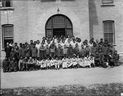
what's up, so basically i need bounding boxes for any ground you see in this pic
[1,65,123,96]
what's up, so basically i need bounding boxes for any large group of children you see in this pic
[2,36,120,72]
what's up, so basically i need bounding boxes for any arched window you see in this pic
[45,14,73,38]
[2,24,14,48]
[103,20,115,44]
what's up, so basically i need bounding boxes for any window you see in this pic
[2,24,14,48]
[102,0,114,4]
[0,0,2,7]
[45,14,73,38]
[41,0,56,2]
[61,0,75,1]
[103,20,115,44]
[41,0,75,2]
[1,0,11,7]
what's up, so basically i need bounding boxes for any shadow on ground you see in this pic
[1,83,123,96]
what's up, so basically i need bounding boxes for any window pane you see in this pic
[2,0,5,7]
[104,33,113,43]
[66,28,73,37]
[53,16,65,28]
[0,0,2,7]
[2,24,13,37]
[4,37,13,48]
[104,21,114,33]
[65,18,72,28]
[2,0,11,7]
[6,0,11,7]
[46,29,53,38]
[46,19,52,29]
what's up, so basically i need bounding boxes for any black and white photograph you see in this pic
[0,0,123,96]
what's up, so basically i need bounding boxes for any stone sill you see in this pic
[0,7,14,11]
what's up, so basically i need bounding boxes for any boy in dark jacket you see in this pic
[31,44,38,59]
[5,43,11,58]
[2,57,10,72]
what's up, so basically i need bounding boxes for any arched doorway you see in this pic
[45,14,73,38]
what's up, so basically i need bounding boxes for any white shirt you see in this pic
[54,39,58,44]
[77,42,82,51]
[60,42,64,49]
[36,43,41,49]
[70,41,76,48]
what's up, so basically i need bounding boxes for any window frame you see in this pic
[41,0,56,2]
[1,0,13,8]
[61,0,75,1]
[45,14,73,38]
[101,0,115,7]
[2,24,14,49]
[103,20,115,44]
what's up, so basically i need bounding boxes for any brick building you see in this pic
[0,0,123,60]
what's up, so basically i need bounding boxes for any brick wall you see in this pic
[89,0,123,55]
[1,0,89,44]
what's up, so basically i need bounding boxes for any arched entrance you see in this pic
[45,14,73,38]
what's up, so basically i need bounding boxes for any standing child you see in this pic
[31,44,38,59]
[18,57,23,71]
[63,45,68,58]
[55,58,59,70]
[49,43,56,59]
[2,57,10,72]
[68,44,74,58]
[94,51,100,67]
[5,43,11,59]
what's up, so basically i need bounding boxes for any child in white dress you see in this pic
[62,58,68,68]
[72,58,78,68]
[54,58,59,69]
[79,58,84,67]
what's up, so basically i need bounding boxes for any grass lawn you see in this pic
[1,83,123,96]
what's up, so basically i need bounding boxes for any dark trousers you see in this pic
[40,50,46,60]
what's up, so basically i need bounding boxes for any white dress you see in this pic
[72,58,77,66]
[79,59,84,67]
[86,58,91,67]
[77,42,82,52]
[71,41,76,49]
[36,44,41,57]
[62,59,68,68]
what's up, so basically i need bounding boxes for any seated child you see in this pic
[83,57,90,67]
[38,60,43,69]
[46,58,51,69]
[27,57,34,71]
[23,57,29,71]
[41,59,47,69]
[89,56,95,67]
[67,58,73,68]
[79,58,84,67]
[9,57,18,72]
[54,58,59,69]
[50,58,54,69]
[72,57,78,68]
